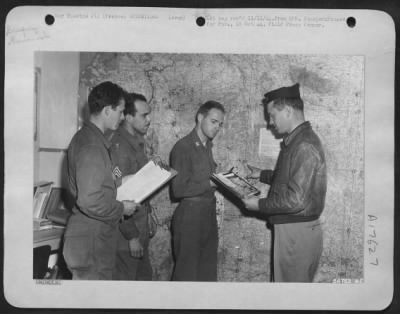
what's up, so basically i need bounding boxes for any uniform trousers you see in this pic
[112,228,153,281]
[171,197,218,281]
[63,214,118,280]
[273,220,323,282]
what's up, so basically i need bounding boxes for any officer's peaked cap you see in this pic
[263,83,301,104]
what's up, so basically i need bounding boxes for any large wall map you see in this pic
[80,52,364,282]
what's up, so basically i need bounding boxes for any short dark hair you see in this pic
[270,97,304,112]
[124,93,147,117]
[88,81,126,114]
[195,101,225,123]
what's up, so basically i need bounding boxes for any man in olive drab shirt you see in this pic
[170,101,225,281]
[109,93,155,280]
[63,81,137,280]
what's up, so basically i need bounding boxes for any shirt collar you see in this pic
[85,121,111,149]
[190,128,212,149]
[119,125,145,152]
[283,121,311,147]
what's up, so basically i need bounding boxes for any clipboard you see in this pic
[117,160,177,203]
[211,169,260,199]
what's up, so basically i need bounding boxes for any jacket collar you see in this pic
[189,128,213,149]
[118,126,145,152]
[84,121,112,149]
[283,121,311,147]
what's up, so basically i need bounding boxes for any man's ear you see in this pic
[197,113,204,124]
[103,105,111,117]
[125,114,132,122]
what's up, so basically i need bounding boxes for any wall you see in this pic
[34,52,80,187]
[80,52,364,282]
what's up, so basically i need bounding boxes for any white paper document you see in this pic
[117,161,177,203]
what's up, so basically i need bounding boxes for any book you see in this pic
[211,169,261,199]
[117,160,177,203]
[33,181,53,219]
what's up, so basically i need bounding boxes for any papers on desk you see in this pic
[33,218,65,231]
[117,160,177,203]
[211,170,260,199]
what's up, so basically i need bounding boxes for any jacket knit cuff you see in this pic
[260,169,273,184]
[258,198,267,213]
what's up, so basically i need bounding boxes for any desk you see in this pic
[34,227,65,273]
[34,227,64,250]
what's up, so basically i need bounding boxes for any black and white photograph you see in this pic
[4,6,395,310]
[33,51,365,283]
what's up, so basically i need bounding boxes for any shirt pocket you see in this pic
[191,156,210,183]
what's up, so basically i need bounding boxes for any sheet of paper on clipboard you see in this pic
[117,160,177,203]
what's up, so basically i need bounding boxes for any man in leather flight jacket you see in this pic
[243,83,327,282]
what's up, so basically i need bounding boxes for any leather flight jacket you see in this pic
[258,121,327,224]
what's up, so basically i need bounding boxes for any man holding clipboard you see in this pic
[110,92,164,281]
[243,83,327,282]
[63,82,137,280]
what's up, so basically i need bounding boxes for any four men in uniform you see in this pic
[63,81,326,283]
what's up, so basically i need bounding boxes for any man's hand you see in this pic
[210,179,217,189]
[242,197,260,211]
[246,164,262,180]
[128,238,144,258]
[122,200,139,216]
[152,156,170,170]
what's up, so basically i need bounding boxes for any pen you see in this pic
[223,167,234,175]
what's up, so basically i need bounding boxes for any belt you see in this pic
[183,195,215,202]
